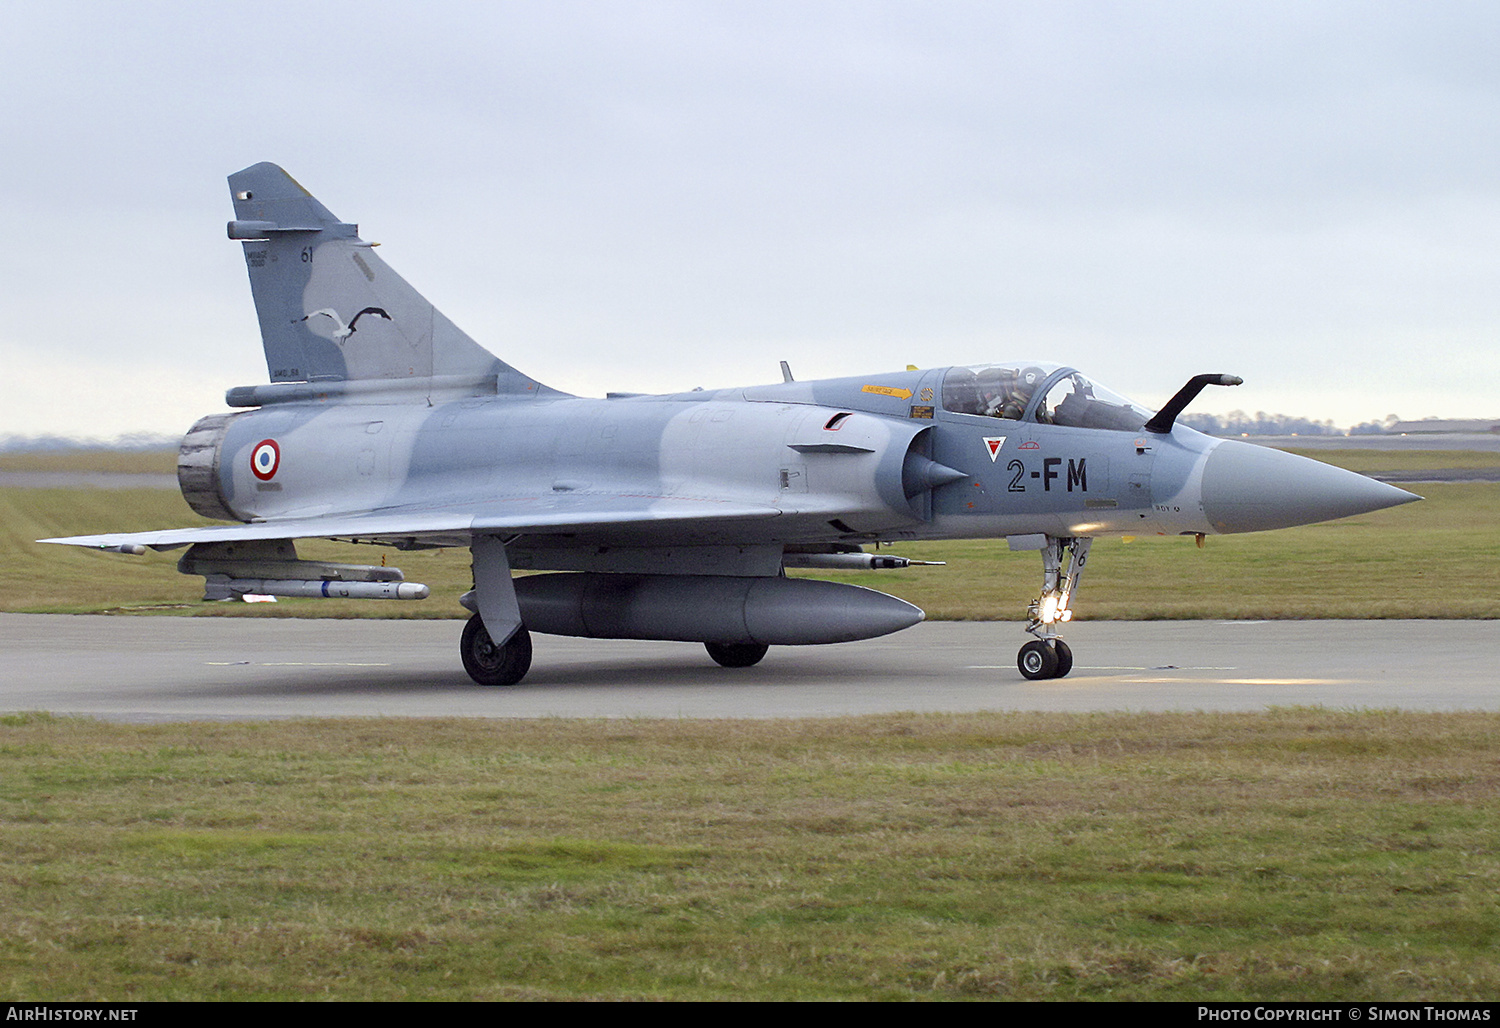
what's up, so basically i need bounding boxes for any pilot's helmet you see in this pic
[1017,366,1046,393]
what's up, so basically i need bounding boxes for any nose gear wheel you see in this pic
[1018,640,1058,680]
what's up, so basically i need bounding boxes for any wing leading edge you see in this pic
[40,494,787,552]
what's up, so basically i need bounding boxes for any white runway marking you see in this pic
[206,662,393,667]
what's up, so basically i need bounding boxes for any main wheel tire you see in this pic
[1052,639,1074,678]
[1017,639,1059,680]
[461,614,532,686]
[705,641,770,668]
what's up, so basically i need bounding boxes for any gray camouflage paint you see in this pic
[46,163,1419,653]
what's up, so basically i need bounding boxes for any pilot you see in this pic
[976,367,1012,417]
[980,366,1035,420]
[1015,366,1051,423]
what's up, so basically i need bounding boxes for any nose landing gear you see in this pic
[1017,536,1089,680]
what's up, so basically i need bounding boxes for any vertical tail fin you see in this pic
[226,163,558,398]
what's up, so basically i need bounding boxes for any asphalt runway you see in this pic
[3,614,1494,721]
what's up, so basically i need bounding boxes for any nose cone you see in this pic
[1201,441,1420,534]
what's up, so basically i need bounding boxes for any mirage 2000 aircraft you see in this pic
[44,163,1420,685]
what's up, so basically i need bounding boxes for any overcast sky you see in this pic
[2,0,1495,439]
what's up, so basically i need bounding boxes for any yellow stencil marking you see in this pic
[861,384,912,399]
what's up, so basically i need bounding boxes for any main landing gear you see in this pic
[461,613,533,686]
[1017,536,1090,681]
[460,611,772,683]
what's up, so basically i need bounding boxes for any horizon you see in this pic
[4,3,1497,437]
[5,410,1495,454]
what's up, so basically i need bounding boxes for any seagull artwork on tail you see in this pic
[298,306,391,344]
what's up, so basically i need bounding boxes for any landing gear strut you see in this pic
[1018,536,1090,680]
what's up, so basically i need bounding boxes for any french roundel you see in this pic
[250,439,281,480]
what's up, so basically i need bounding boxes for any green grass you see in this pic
[1282,448,1500,473]
[4,448,1496,619]
[0,486,472,618]
[5,447,1496,1001]
[0,450,178,474]
[3,709,1497,1001]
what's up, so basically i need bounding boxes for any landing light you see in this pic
[1035,599,1073,625]
[1039,595,1060,623]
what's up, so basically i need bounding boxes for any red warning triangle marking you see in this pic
[983,437,1006,461]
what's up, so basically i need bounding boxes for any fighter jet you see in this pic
[43,163,1420,685]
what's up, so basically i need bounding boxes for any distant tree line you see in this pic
[1346,415,1404,436]
[1178,411,1402,436]
[0,432,178,453]
[1180,410,1337,436]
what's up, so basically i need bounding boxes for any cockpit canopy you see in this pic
[941,363,1153,433]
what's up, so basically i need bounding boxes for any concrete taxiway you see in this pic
[2,614,1494,721]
